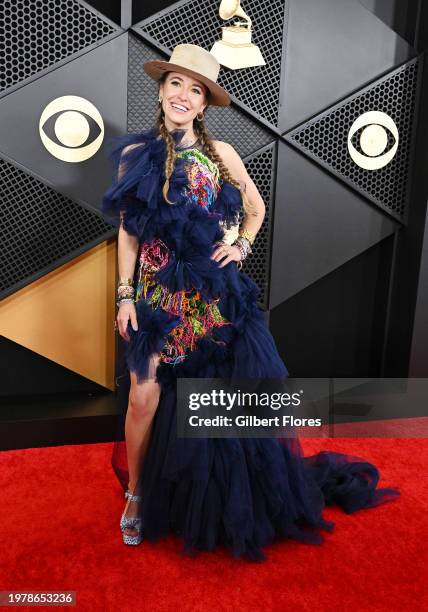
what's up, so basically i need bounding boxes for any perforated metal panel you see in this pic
[134,0,288,128]
[128,35,161,133]
[286,58,420,223]
[204,106,274,159]
[0,0,118,94]
[240,142,277,308]
[128,36,273,157]
[0,158,112,298]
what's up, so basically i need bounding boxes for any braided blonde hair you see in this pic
[155,78,257,215]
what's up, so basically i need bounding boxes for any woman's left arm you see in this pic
[211,141,266,267]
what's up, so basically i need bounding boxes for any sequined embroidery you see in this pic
[175,148,221,210]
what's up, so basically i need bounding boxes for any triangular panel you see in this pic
[0,336,108,396]
[279,0,415,133]
[269,140,399,307]
[285,58,420,224]
[0,156,112,298]
[241,142,277,309]
[0,34,128,210]
[0,0,120,96]
[0,241,116,389]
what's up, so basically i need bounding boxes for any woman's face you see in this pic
[159,71,208,125]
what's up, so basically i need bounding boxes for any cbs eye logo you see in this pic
[347,111,398,170]
[39,95,104,162]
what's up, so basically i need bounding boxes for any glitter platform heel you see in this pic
[120,490,143,546]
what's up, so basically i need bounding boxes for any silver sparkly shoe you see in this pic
[120,490,143,546]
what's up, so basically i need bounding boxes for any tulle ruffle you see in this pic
[101,127,243,239]
[302,449,400,513]
[102,127,243,303]
[125,300,182,385]
[127,379,399,562]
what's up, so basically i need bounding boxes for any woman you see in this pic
[102,44,399,561]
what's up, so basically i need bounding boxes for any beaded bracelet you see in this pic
[116,297,135,308]
[232,236,253,270]
[117,286,134,297]
[234,236,252,256]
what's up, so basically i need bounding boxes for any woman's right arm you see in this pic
[116,217,139,341]
[115,143,142,341]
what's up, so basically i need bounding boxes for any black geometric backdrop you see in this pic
[0,0,121,299]
[0,0,421,366]
[134,0,288,129]
[287,57,420,224]
[0,157,112,295]
[0,0,118,94]
[132,0,418,315]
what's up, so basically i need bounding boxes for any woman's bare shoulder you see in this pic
[211,139,239,160]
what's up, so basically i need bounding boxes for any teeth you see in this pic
[171,103,188,112]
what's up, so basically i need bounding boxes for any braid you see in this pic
[194,118,258,216]
[154,82,256,213]
[155,107,177,205]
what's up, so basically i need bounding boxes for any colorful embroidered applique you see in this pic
[135,238,230,366]
[175,148,221,210]
[137,237,170,274]
[133,151,229,366]
[136,268,229,366]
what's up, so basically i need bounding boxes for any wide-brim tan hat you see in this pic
[143,43,230,107]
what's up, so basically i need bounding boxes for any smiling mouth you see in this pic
[170,103,189,113]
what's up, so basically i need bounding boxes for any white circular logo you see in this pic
[347,111,398,170]
[39,95,104,162]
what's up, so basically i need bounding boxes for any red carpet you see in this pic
[0,437,426,611]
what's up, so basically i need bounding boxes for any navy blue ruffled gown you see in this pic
[102,127,399,561]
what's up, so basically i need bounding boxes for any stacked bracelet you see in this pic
[117,278,135,307]
[238,227,256,246]
[232,235,253,270]
[116,297,135,307]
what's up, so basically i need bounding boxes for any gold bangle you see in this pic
[238,227,256,245]
[118,277,133,286]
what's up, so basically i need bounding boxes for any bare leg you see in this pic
[122,354,161,538]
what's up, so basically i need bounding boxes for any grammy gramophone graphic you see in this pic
[210,0,266,69]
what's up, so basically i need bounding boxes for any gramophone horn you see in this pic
[219,0,252,27]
